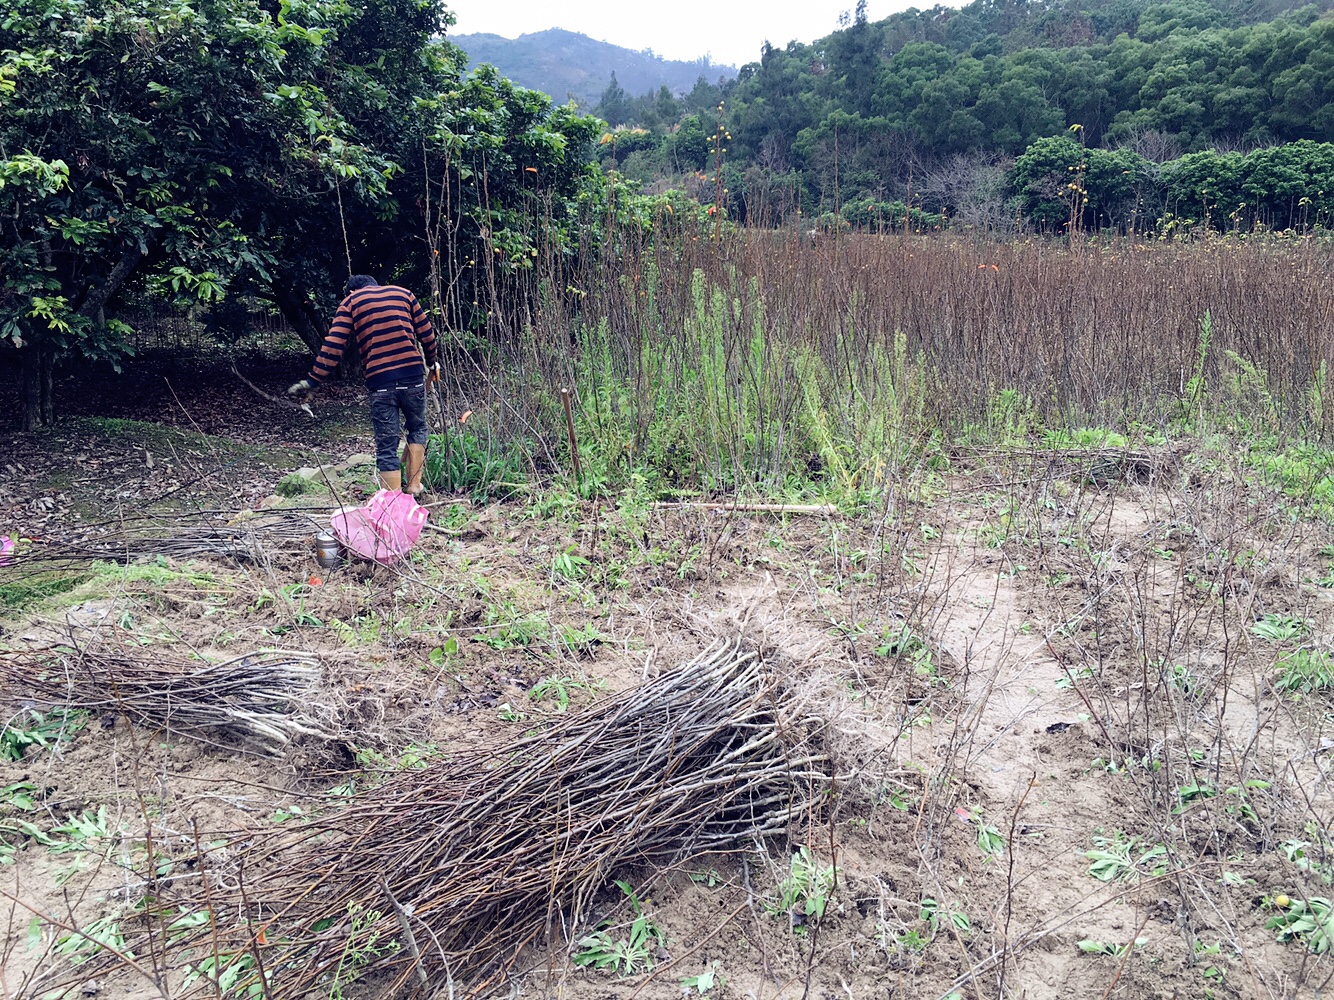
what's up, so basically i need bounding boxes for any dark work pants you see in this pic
[368,378,428,472]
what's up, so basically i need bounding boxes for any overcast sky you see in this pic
[446,1,916,69]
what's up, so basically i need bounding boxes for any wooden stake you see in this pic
[652,501,837,515]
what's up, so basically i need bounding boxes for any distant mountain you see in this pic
[450,28,736,109]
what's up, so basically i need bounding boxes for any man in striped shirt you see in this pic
[288,275,440,495]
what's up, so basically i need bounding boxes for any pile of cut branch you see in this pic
[0,649,332,756]
[9,512,318,568]
[143,638,830,997]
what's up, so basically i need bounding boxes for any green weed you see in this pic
[328,903,400,998]
[1079,937,1148,958]
[0,571,90,613]
[920,897,971,935]
[1280,826,1334,884]
[53,914,127,965]
[1,708,87,761]
[423,426,526,500]
[573,880,665,975]
[680,960,724,995]
[479,602,549,649]
[275,472,319,497]
[529,674,604,712]
[1251,613,1310,643]
[185,948,261,997]
[1268,896,1334,953]
[552,547,591,581]
[765,846,837,936]
[1086,831,1167,882]
[1275,649,1334,693]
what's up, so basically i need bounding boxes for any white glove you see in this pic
[287,379,312,395]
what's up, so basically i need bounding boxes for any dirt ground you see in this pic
[3,350,1334,999]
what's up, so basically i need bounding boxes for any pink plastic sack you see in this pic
[329,489,428,565]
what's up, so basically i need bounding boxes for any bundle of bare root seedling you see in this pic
[0,648,332,755]
[145,637,831,998]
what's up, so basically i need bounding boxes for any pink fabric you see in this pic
[329,490,428,564]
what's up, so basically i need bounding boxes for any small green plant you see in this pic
[185,951,261,997]
[890,924,928,952]
[1055,665,1096,689]
[552,547,591,581]
[351,743,437,772]
[0,781,40,865]
[274,473,318,497]
[53,914,127,965]
[329,614,383,646]
[328,902,400,998]
[919,897,971,935]
[1275,649,1334,693]
[1268,896,1334,953]
[765,846,837,935]
[479,602,549,649]
[48,806,113,855]
[1194,939,1227,979]
[875,624,943,686]
[277,581,322,627]
[976,817,1006,858]
[1,708,88,761]
[427,636,460,671]
[268,805,305,824]
[1079,937,1147,957]
[1251,613,1310,643]
[1281,826,1334,884]
[558,623,606,655]
[573,880,665,975]
[1169,779,1264,824]
[1086,831,1167,882]
[529,675,603,712]
[1173,782,1218,813]
[1168,661,1200,695]
[680,960,724,995]
[1181,310,1212,426]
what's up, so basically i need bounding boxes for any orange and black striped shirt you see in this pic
[307,285,438,389]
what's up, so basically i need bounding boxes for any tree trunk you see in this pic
[40,339,54,426]
[270,276,362,380]
[20,341,40,431]
[74,241,150,320]
[270,277,328,352]
[19,336,56,430]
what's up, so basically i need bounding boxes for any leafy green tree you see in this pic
[1010,133,1150,230]
[1,0,604,427]
[596,73,631,127]
[1160,149,1247,226]
[0,0,389,427]
[664,115,711,171]
[1241,140,1334,228]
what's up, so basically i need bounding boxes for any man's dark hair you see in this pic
[345,274,378,294]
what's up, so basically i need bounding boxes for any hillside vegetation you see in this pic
[452,28,736,108]
[597,0,1334,231]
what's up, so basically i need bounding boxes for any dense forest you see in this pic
[593,0,1334,230]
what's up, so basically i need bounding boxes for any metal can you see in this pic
[314,531,342,569]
